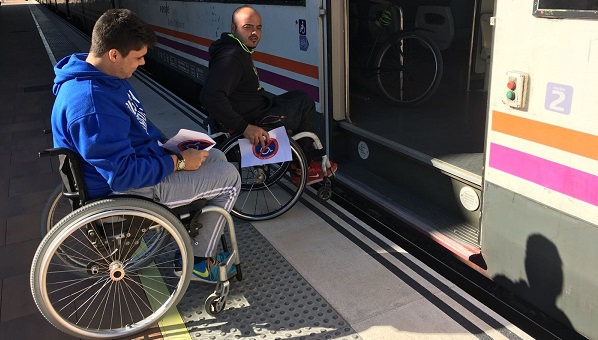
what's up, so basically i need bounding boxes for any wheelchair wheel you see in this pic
[30,198,193,339]
[40,185,173,274]
[40,184,72,236]
[375,32,443,107]
[219,136,307,221]
[205,292,226,316]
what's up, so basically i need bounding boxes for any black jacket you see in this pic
[200,33,272,133]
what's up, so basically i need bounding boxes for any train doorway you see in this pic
[329,0,495,260]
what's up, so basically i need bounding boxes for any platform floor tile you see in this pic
[176,219,362,340]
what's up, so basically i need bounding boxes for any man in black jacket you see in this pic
[200,5,337,185]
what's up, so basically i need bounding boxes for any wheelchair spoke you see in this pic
[219,135,306,221]
[63,278,112,319]
[119,278,154,315]
[80,280,114,329]
[31,198,193,338]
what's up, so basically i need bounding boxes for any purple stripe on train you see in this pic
[156,36,320,102]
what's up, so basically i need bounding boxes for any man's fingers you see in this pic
[258,135,264,149]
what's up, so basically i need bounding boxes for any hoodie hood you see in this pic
[53,53,118,95]
[208,32,253,58]
[50,52,174,200]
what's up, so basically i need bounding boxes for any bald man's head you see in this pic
[231,6,262,49]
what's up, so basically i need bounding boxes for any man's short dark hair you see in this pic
[90,9,157,57]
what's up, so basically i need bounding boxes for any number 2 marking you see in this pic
[545,83,573,115]
[548,89,566,112]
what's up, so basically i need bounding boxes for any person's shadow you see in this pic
[493,234,582,339]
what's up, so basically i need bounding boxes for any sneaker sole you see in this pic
[305,178,324,185]
[174,268,237,284]
[293,177,322,185]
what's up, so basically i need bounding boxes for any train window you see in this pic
[533,0,598,19]
[192,0,305,5]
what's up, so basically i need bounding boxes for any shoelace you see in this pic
[206,257,218,270]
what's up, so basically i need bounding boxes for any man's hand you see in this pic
[179,149,209,171]
[243,124,269,149]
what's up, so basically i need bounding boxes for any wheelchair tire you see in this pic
[219,135,307,221]
[236,263,243,281]
[31,197,193,339]
[40,183,72,237]
[205,293,226,316]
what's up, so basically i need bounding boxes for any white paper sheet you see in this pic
[238,126,292,167]
[159,129,216,153]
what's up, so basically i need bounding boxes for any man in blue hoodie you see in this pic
[51,9,240,283]
[200,5,337,186]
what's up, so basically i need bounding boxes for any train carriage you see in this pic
[42,0,598,338]
[482,1,598,337]
[119,0,323,113]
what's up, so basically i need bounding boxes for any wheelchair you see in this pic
[40,125,336,230]
[209,121,335,221]
[32,147,241,339]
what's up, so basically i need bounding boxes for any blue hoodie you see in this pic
[51,53,174,199]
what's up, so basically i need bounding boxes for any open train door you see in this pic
[326,0,493,269]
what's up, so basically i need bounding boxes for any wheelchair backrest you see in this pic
[40,147,89,209]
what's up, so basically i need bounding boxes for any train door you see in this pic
[327,0,495,265]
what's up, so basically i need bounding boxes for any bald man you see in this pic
[200,5,337,185]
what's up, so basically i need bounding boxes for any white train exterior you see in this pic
[122,1,323,111]
[483,1,598,338]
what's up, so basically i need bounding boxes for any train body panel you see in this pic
[485,1,598,226]
[482,1,598,338]
[482,182,598,337]
[119,0,323,108]
[50,0,113,34]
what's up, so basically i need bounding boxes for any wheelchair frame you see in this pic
[41,124,337,237]
[31,147,242,339]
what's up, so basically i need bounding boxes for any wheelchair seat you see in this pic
[39,147,208,225]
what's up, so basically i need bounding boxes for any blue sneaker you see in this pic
[173,251,237,283]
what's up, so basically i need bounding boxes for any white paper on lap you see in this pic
[238,126,292,167]
[159,129,216,153]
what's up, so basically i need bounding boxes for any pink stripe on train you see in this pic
[489,143,598,206]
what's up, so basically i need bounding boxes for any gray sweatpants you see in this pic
[123,149,240,257]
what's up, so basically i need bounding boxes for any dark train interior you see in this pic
[335,0,495,251]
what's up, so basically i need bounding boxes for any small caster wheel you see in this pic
[317,187,332,200]
[205,293,226,316]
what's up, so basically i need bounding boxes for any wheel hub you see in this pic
[253,167,267,184]
[109,261,125,281]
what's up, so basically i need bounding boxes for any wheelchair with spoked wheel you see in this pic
[31,147,241,339]
[41,122,336,229]
[208,119,336,221]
